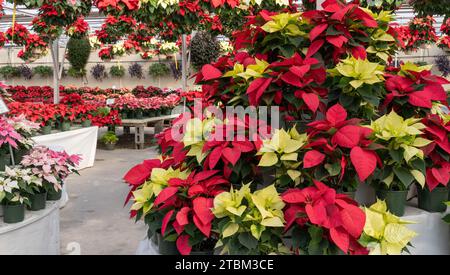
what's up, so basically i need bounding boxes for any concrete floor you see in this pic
[60,147,158,255]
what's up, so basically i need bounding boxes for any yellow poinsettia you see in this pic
[213,184,285,240]
[362,199,417,255]
[362,9,394,23]
[329,56,385,89]
[257,128,307,167]
[237,59,271,81]
[183,117,220,163]
[367,29,396,62]
[261,13,305,37]
[398,62,432,77]
[131,166,189,215]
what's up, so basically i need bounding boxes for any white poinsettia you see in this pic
[159,42,180,55]
[157,0,179,9]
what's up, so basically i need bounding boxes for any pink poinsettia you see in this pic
[0,116,22,149]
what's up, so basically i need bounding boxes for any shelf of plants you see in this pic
[123,1,450,256]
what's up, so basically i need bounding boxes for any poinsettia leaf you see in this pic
[337,200,366,238]
[393,166,414,189]
[302,93,320,113]
[326,104,347,126]
[201,64,222,80]
[176,234,192,255]
[309,24,328,41]
[176,207,190,226]
[350,147,377,181]
[193,197,214,226]
[303,150,325,168]
[332,125,361,148]
[161,209,174,236]
[222,147,241,166]
[330,227,350,254]
[154,187,178,206]
[282,189,306,204]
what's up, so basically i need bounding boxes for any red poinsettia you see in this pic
[384,68,449,109]
[282,180,367,254]
[155,169,229,255]
[302,0,377,63]
[305,104,380,182]
[421,114,450,191]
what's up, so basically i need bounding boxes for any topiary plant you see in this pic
[148,62,170,78]
[91,63,108,81]
[189,31,220,71]
[110,65,125,78]
[67,37,91,76]
[32,65,53,77]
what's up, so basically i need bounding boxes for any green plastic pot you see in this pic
[47,188,62,201]
[28,190,47,211]
[156,110,162,117]
[135,110,144,119]
[0,153,11,172]
[163,109,172,115]
[121,112,128,119]
[41,125,52,135]
[148,110,156,117]
[376,189,408,216]
[2,203,25,224]
[157,233,179,255]
[60,121,71,132]
[417,186,449,213]
[13,148,28,164]
[81,119,92,127]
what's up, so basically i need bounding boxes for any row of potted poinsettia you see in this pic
[0,146,80,224]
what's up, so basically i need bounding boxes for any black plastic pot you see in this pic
[417,186,449,213]
[157,233,179,255]
[81,119,92,127]
[28,190,47,211]
[3,203,25,224]
[47,188,62,201]
[135,110,144,119]
[376,189,408,216]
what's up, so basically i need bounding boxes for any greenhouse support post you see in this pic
[182,34,188,92]
[51,39,60,104]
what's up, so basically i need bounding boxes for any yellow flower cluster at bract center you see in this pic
[363,199,417,255]
[131,166,189,215]
[213,184,285,240]
[329,56,385,89]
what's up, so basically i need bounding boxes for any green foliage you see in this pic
[148,63,170,78]
[32,65,53,77]
[110,65,125,78]
[409,0,450,17]
[0,66,20,79]
[67,37,91,72]
[101,131,119,144]
[190,32,221,71]
[359,0,404,13]
[67,67,86,78]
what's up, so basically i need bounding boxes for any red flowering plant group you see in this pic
[282,180,368,255]
[95,15,137,45]
[438,18,450,51]
[6,23,30,46]
[408,16,438,49]
[66,17,90,39]
[31,15,63,42]
[94,0,140,16]
[301,104,381,193]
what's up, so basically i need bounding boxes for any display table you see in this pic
[0,201,60,255]
[122,115,179,149]
[32,126,98,170]
[136,237,159,255]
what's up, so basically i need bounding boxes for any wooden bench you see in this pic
[121,114,179,149]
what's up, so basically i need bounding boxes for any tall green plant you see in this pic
[67,37,91,76]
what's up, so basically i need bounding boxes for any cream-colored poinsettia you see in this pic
[329,56,385,89]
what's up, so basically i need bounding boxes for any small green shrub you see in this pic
[33,66,53,77]
[101,131,119,144]
[148,63,170,78]
[0,66,20,79]
[110,65,125,78]
[67,67,86,78]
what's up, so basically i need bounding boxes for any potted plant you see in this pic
[0,169,29,223]
[213,184,288,255]
[101,131,119,150]
[408,16,438,50]
[282,181,368,255]
[359,199,418,255]
[7,115,40,163]
[417,114,450,212]
[368,111,431,216]
[110,65,125,78]
[0,117,22,170]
